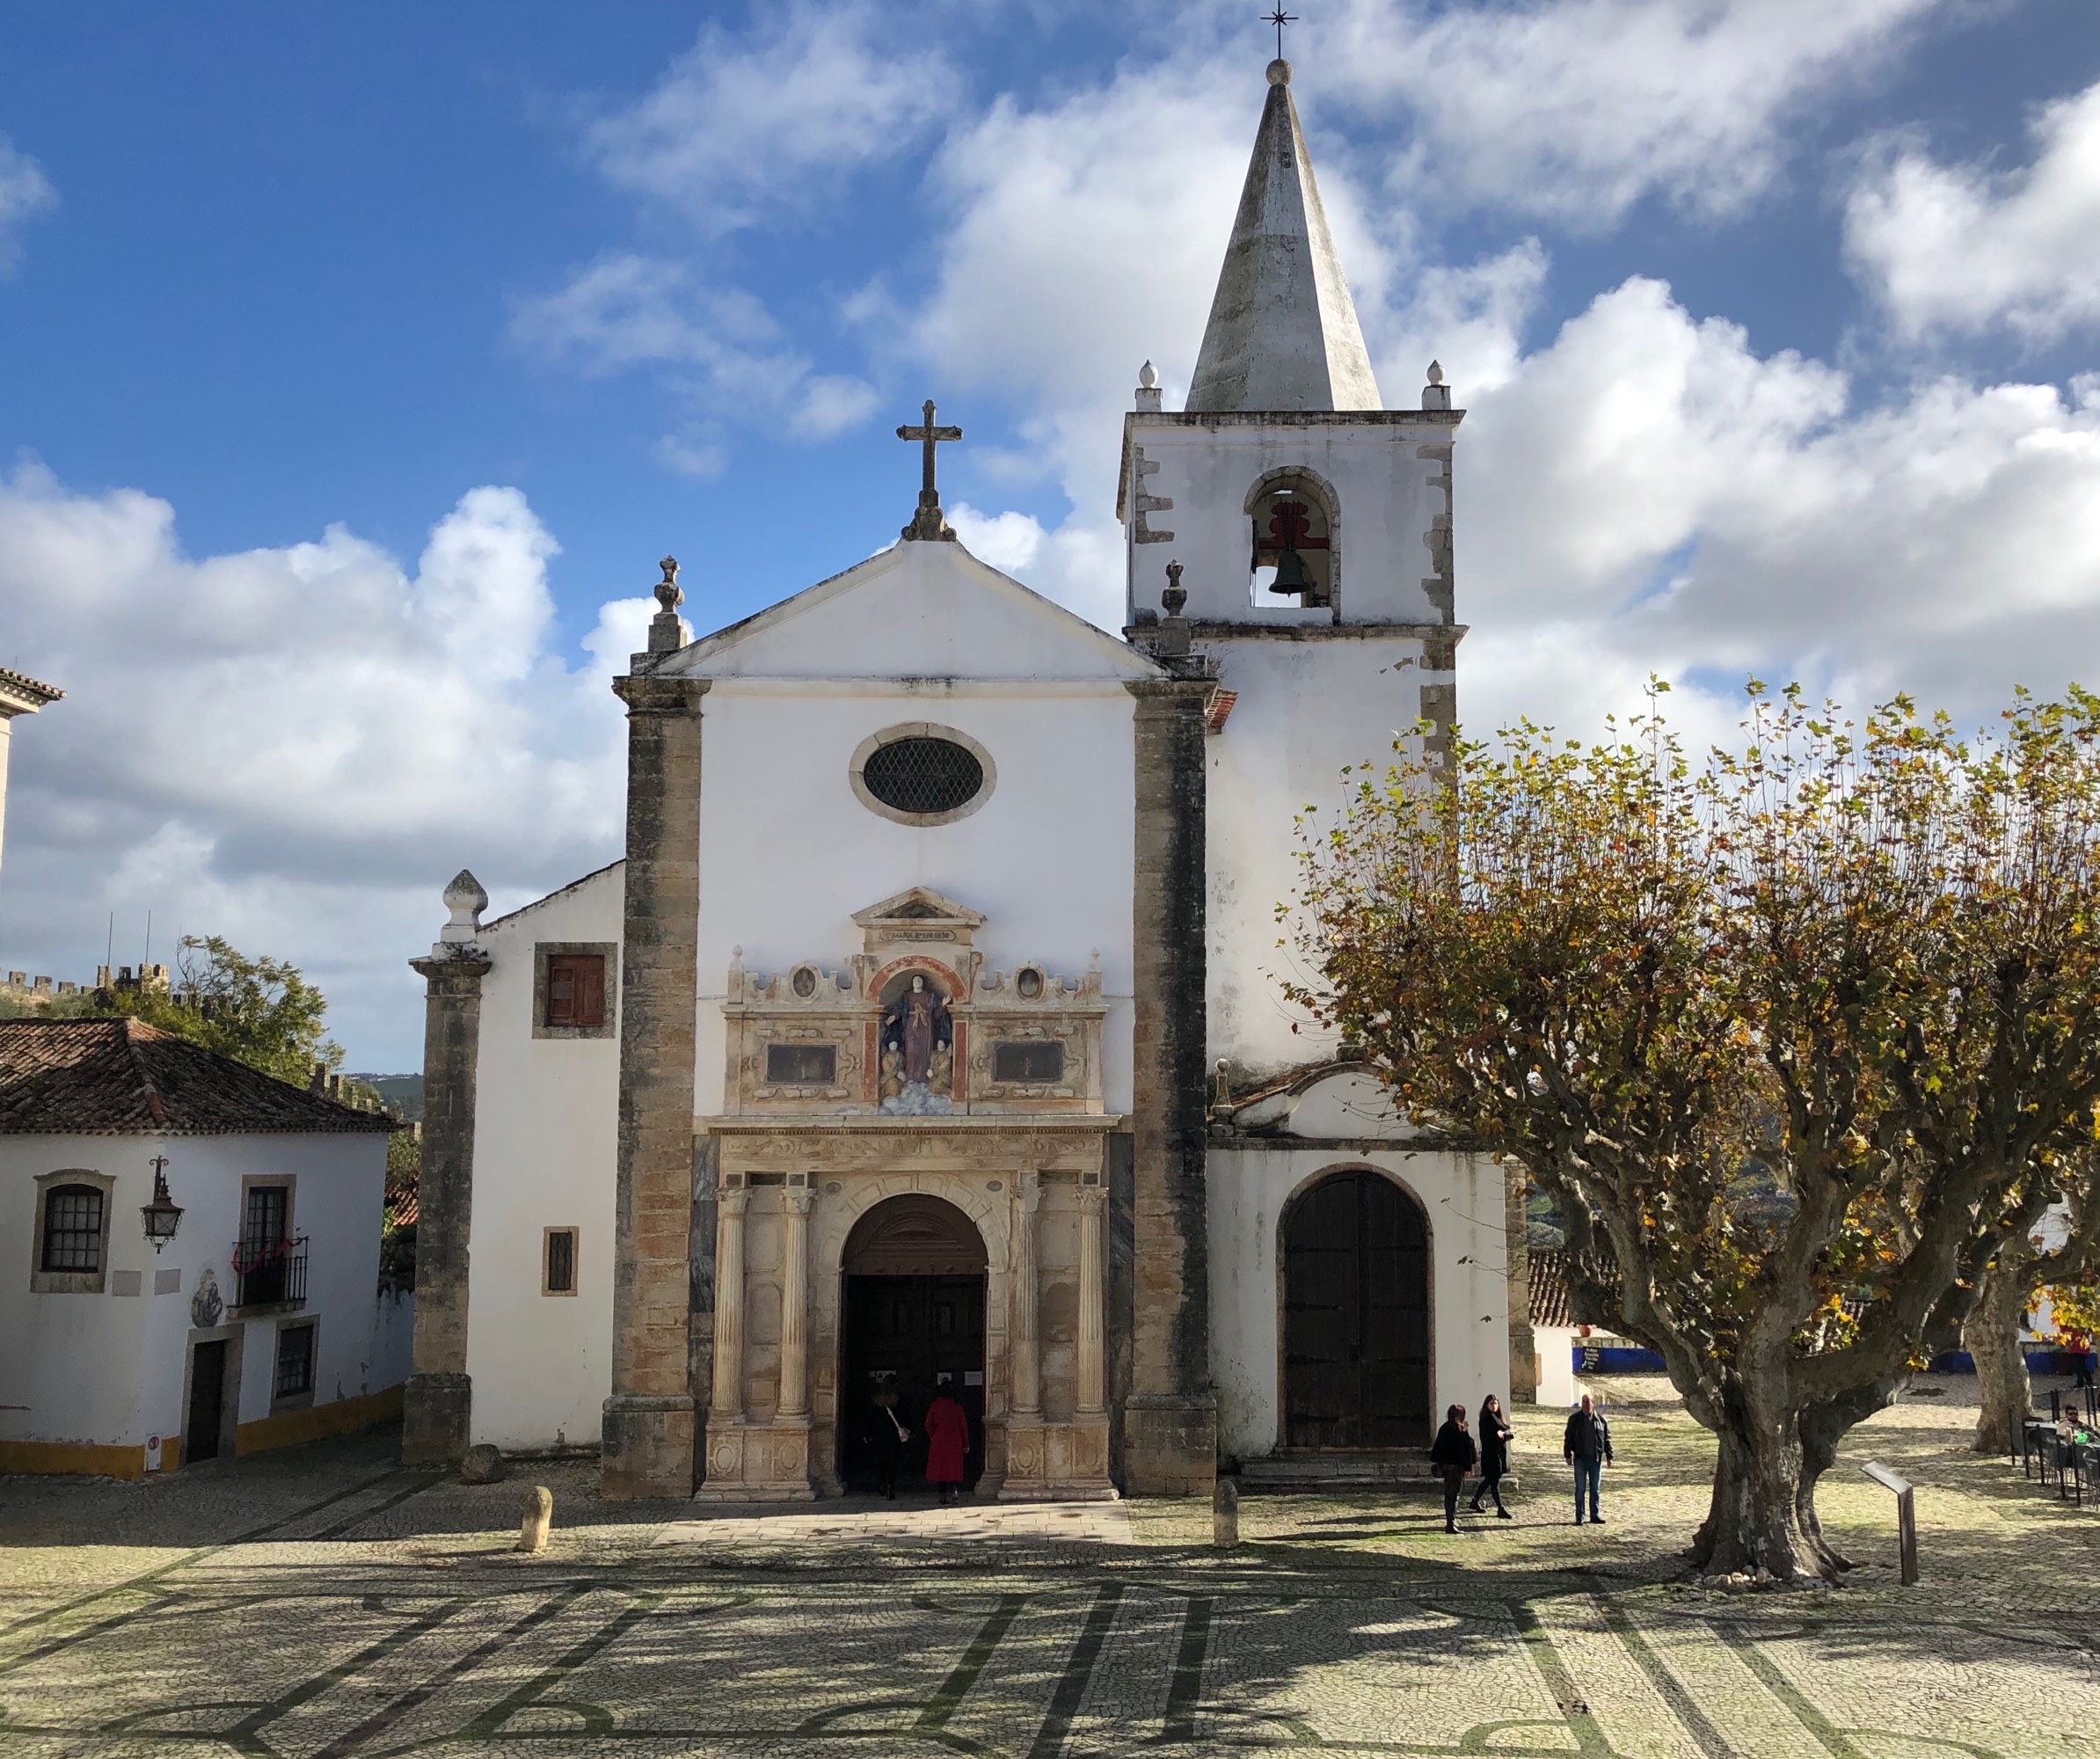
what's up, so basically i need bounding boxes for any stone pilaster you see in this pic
[1010,1172,1042,1420]
[1506,1162,1539,1404]
[402,949,492,1463]
[1076,1179,1106,1415]
[778,1185,813,1420]
[1124,676,1218,1495]
[709,1185,749,1427]
[602,671,708,1499]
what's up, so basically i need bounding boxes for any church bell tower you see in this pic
[1119,55,1463,1080]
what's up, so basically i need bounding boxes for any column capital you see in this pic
[613,673,711,716]
[720,1184,752,1218]
[785,1183,815,1216]
[410,950,492,986]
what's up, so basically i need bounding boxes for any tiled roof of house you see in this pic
[0,1018,398,1135]
[1529,1248,1573,1328]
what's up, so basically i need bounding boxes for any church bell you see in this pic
[1269,542,1314,596]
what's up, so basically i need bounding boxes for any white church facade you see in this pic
[404,59,1530,1500]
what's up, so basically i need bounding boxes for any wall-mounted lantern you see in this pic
[140,1153,184,1252]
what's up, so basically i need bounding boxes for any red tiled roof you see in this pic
[383,1175,419,1230]
[1529,1248,1573,1328]
[0,1018,398,1136]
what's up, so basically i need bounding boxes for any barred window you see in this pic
[274,1323,316,1399]
[40,1185,104,1273]
[765,1043,837,1085]
[544,1228,578,1296]
[861,737,983,816]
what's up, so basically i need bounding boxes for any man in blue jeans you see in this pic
[1563,1393,1614,1524]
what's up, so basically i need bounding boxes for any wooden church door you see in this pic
[1282,1169,1431,1449]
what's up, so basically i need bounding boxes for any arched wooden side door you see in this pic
[1282,1169,1431,1449]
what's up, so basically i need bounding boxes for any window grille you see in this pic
[765,1043,837,1085]
[861,737,983,816]
[40,1185,104,1273]
[545,954,607,1029]
[273,1324,316,1400]
[544,1228,577,1295]
[993,1041,1066,1084]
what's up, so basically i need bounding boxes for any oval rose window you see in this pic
[861,736,985,818]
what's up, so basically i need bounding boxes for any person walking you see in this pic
[1564,1392,1614,1524]
[1470,1394,1514,1518]
[869,1376,909,1500]
[923,1376,971,1504]
[1429,1403,1478,1534]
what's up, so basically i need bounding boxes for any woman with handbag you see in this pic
[1429,1403,1477,1534]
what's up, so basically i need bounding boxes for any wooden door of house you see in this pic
[186,1339,228,1463]
[1282,1170,1430,1449]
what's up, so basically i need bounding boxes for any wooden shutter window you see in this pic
[544,1228,578,1296]
[545,955,606,1030]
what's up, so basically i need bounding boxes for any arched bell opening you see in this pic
[1245,470,1338,609]
[837,1194,988,1492]
[1278,1166,1432,1449]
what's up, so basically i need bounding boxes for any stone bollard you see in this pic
[1213,1474,1240,1549]
[519,1485,553,1553]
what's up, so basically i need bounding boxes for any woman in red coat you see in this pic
[923,1379,970,1502]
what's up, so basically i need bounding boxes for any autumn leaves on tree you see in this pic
[1290,682,2100,1584]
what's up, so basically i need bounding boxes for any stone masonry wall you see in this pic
[602,673,708,1498]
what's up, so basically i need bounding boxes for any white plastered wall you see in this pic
[691,681,1137,1118]
[1,1130,388,1451]
[464,867,623,1449]
[1205,634,1436,1077]
[1207,1126,1511,1461]
[1123,419,1455,627]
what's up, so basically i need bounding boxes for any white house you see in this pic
[402,57,1529,1500]
[0,1018,403,1478]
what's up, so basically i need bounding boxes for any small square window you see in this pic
[274,1324,316,1400]
[543,1227,578,1296]
[544,955,607,1030]
[993,1041,1065,1084]
[765,1043,837,1085]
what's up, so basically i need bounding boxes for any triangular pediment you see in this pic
[851,886,986,931]
[658,536,1163,684]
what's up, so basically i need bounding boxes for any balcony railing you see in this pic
[230,1234,309,1310]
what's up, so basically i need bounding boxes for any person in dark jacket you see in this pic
[1563,1392,1614,1524]
[1429,1404,1477,1534]
[1470,1394,1514,1518]
[868,1376,909,1500]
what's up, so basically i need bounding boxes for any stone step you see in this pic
[1236,1451,1520,1494]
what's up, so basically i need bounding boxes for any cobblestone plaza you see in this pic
[3,1383,2091,1758]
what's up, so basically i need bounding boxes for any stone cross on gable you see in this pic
[897,398,962,542]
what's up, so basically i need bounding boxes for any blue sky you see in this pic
[1,1,2096,1065]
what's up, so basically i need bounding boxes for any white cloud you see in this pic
[1845,77,2100,344]
[1455,277,2100,739]
[0,469,634,1064]
[512,252,879,454]
[586,1,952,235]
[0,135,56,273]
[1327,0,1950,226]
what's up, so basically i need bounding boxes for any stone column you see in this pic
[1123,675,1218,1493]
[1076,1180,1106,1415]
[403,877,492,1465]
[603,671,709,1499]
[0,669,61,887]
[1010,1172,1042,1420]
[777,1184,813,1420]
[709,1185,750,1427]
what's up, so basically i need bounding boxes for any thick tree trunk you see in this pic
[1688,1390,1849,1584]
[1966,1254,2035,1455]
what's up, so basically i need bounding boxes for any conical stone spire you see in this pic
[1185,60,1381,414]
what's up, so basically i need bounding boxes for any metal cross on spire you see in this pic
[897,398,963,542]
[1265,5,1297,58]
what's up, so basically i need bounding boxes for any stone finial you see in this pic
[647,556,689,656]
[1266,57,1291,84]
[437,869,487,951]
[1162,559,1188,618]
[1423,361,1453,412]
[1135,359,1163,413]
